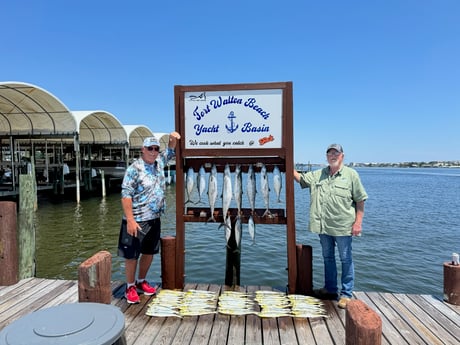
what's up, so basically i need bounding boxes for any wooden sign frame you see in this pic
[174,81,297,293]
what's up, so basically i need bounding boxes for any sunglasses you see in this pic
[327,151,342,157]
[146,146,160,152]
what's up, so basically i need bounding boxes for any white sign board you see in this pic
[184,89,283,149]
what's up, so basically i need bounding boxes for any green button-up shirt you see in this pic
[298,166,368,236]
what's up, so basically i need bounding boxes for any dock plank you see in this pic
[420,295,460,340]
[208,290,231,345]
[0,278,39,298]
[169,283,200,345]
[309,314,334,345]
[292,318,315,344]
[1,278,460,345]
[260,285,282,345]
[393,293,458,345]
[0,279,68,329]
[354,291,409,345]
[375,292,427,344]
[278,316,297,345]
[322,300,347,345]
[189,284,221,345]
[227,285,247,345]
[245,285,263,345]
[39,280,78,309]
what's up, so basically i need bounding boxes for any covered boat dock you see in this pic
[0,81,170,201]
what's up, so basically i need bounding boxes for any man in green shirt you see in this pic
[294,144,368,309]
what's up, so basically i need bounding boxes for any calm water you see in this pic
[33,167,460,297]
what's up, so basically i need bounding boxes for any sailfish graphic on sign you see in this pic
[225,111,238,133]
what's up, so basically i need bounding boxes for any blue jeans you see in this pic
[319,234,354,298]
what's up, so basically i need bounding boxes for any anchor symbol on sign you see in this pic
[225,111,239,133]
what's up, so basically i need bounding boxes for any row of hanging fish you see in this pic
[185,163,282,247]
[185,163,283,219]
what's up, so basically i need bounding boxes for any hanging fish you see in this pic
[234,214,242,249]
[207,164,218,222]
[233,164,243,215]
[248,215,255,245]
[260,164,273,218]
[221,164,232,222]
[246,164,256,214]
[196,165,206,203]
[218,215,232,245]
[185,167,195,204]
[273,165,282,203]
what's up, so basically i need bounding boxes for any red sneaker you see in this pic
[125,285,140,304]
[136,280,157,296]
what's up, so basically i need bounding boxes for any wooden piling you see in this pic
[225,218,241,287]
[18,174,36,279]
[78,250,112,304]
[444,262,460,305]
[0,201,19,285]
[296,244,313,295]
[161,236,177,289]
[346,299,382,345]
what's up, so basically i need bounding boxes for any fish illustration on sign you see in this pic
[189,92,206,101]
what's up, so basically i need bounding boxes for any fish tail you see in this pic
[219,221,232,231]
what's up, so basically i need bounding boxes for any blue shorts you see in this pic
[117,218,161,260]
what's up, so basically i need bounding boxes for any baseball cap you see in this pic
[143,136,160,147]
[326,144,343,153]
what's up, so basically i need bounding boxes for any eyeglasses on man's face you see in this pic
[146,146,160,152]
[327,151,342,157]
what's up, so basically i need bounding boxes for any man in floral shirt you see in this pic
[118,132,180,304]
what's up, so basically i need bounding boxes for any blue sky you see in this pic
[3,1,459,164]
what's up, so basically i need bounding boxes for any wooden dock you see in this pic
[1,278,459,345]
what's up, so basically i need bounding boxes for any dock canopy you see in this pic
[124,125,154,149]
[72,111,128,145]
[154,133,170,152]
[0,81,76,138]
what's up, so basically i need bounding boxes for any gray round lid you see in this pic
[0,303,124,345]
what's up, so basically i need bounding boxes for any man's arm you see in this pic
[352,200,365,236]
[122,197,139,236]
[293,169,301,183]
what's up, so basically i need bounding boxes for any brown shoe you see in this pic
[337,297,351,309]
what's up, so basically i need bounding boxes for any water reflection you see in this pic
[35,194,123,280]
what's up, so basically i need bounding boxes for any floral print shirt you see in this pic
[121,148,175,221]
